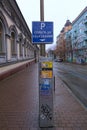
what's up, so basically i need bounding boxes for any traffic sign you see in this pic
[32,21,53,44]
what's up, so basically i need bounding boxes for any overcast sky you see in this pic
[16,0,87,50]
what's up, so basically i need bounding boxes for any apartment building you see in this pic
[66,7,87,63]
[56,20,72,60]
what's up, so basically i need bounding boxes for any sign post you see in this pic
[39,57,54,127]
[32,0,54,127]
[32,8,54,128]
[40,0,45,56]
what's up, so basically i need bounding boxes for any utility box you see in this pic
[39,57,54,127]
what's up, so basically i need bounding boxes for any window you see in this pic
[11,32,15,54]
[0,23,3,52]
[19,38,22,56]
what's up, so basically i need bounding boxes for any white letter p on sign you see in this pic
[41,23,45,30]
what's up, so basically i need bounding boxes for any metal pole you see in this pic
[40,0,45,56]
[40,0,44,21]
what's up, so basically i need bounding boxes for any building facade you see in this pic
[65,29,72,62]
[0,0,39,65]
[71,7,87,63]
[56,20,72,60]
[56,7,87,64]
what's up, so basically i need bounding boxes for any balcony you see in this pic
[84,18,87,24]
[84,28,87,33]
[84,37,87,41]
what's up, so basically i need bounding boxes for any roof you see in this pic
[72,6,87,25]
[64,20,72,27]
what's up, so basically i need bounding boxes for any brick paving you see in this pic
[0,63,39,130]
[54,75,87,130]
[0,63,87,130]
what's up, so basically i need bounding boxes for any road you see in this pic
[53,62,87,108]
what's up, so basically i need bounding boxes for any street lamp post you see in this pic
[40,0,45,56]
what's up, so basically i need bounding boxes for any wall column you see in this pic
[6,35,11,61]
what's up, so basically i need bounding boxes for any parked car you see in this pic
[54,59,58,62]
[57,58,63,62]
[54,58,63,62]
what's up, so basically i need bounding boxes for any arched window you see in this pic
[24,39,26,57]
[19,38,22,56]
[11,32,15,55]
[0,22,3,52]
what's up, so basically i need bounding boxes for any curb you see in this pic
[0,60,35,81]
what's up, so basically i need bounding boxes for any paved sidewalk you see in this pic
[0,63,87,130]
[0,63,39,130]
[54,75,87,130]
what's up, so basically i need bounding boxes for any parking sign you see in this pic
[32,21,53,44]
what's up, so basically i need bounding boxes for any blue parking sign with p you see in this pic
[32,21,53,44]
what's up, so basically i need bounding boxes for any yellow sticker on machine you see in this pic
[41,71,53,78]
[41,61,53,68]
